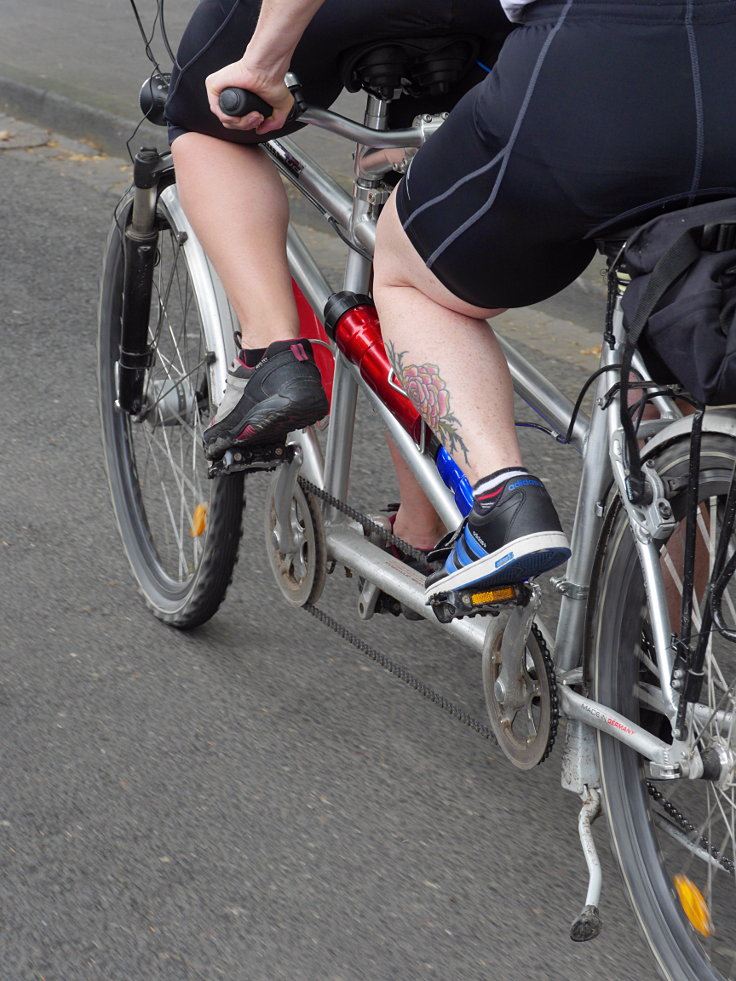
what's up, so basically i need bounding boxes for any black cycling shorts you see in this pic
[395,0,736,309]
[165,0,513,145]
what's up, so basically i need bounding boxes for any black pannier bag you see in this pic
[619,197,736,406]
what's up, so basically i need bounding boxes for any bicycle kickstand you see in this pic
[569,785,603,942]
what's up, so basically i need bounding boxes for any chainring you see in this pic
[264,476,327,606]
[482,618,557,769]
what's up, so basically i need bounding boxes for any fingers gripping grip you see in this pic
[219,87,273,118]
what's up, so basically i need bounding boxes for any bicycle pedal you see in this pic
[207,443,293,478]
[427,582,530,624]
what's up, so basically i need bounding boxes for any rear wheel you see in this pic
[592,433,736,980]
[98,180,244,627]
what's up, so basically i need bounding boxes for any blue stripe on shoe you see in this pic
[454,535,477,567]
[445,522,489,574]
[445,552,460,574]
[432,543,572,598]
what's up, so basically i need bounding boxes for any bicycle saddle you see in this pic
[339,35,480,101]
[589,190,736,257]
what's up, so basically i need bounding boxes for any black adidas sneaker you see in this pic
[425,475,570,601]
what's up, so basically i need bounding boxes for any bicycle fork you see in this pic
[115,146,166,415]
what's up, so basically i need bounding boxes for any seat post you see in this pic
[363,92,390,132]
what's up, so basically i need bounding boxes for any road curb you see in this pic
[0,75,167,157]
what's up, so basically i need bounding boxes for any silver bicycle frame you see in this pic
[251,94,701,778]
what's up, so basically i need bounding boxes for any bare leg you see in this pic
[386,437,446,549]
[171,132,298,347]
[173,133,445,547]
[374,193,522,486]
[374,193,570,598]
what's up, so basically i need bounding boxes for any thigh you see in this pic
[395,77,597,309]
[166,0,516,146]
[395,3,736,309]
[166,0,362,146]
[165,0,344,145]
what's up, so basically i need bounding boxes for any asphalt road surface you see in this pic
[0,4,660,979]
[0,113,660,980]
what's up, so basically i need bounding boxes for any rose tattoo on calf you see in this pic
[386,342,469,464]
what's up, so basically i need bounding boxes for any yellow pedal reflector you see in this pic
[189,503,208,538]
[674,875,714,937]
[470,585,516,606]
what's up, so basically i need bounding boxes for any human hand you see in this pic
[206,60,293,135]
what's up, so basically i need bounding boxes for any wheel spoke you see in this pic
[99,184,243,626]
[594,435,736,979]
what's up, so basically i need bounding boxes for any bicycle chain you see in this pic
[645,782,735,877]
[303,602,499,742]
[635,635,736,876]
[297,476,428,563]
[296,475,559,762]
[533,624,559,765]
[297,475,736,866]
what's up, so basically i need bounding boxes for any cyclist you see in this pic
[208,0,736,606]
[165,0,513,555]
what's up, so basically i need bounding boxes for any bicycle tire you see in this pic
[98,179,244,628]
[591,432,736,981]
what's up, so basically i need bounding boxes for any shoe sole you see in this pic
[425,530,571,600]
[203,391,329,461]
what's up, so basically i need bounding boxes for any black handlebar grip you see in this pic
[219,87,273,118]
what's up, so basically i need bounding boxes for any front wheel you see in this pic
[591,432,736,980]
[98,180,244,628]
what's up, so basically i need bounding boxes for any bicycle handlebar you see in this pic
[219,87,273,118]
[219,85,428,150]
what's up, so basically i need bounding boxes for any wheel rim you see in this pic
[596,441,736,980]
[100,195,226,610]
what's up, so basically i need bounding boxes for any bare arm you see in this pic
[205,0,326,134]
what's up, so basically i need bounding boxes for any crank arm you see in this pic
[270,446,304,554]
[493,584,542,706]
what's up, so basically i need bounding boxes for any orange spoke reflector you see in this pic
[190,503,208,538]
[471,586,516,605]
[674,874,714,937]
